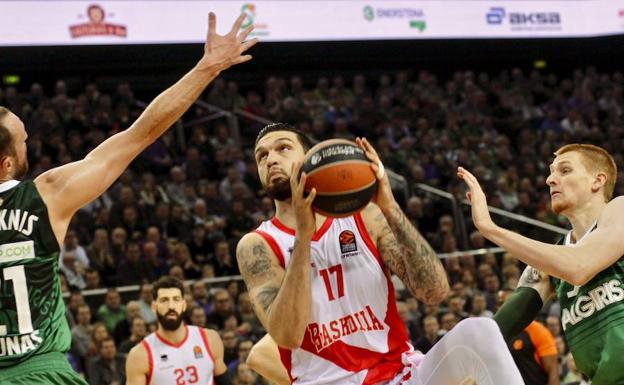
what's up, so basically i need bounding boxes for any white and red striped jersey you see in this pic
[142,324,215,385]
[255,214,412,385]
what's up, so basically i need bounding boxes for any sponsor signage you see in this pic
[0,1,623,46]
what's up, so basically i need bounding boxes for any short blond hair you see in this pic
[555,144,617,201]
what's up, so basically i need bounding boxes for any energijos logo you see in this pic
[363,5,426,32]
[486,7,561,26]
[241,3,256,29]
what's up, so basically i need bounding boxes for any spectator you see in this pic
[113,300,142,344]
[227,339,254,375]
[207,289,239,329]
[137,283,157,325]
[118,317,148,354]
[60,229,90,268]
[214,240,240,277]
[71,304,94,361]
[116,241,156,285]
[87,337,126,385]
[191,281,212,315]
[189,306,208,328]
[414,315,441,354]
[470,292,494,318]
[97,289,127,333]
[87,228,117,286]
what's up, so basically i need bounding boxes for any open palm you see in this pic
[457,166,495,233]
[197,13,258,72]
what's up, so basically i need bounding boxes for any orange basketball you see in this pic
[302,139,377,217]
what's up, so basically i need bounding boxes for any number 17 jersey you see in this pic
[255,214,412,385]
[0,180,69,367]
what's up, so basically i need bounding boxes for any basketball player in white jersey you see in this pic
[125,276,232,385]
[236,123,524,385]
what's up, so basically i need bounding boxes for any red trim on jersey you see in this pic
[353,212,384,267]
[199,328,216,362]
[278,347,295,384]
[255,230,286,268]
[270,216,334,241]
[271,217,296,235]
[156,324,189,348]
[363,256,411,385]
[142,339,154,385]
[313,217,333,241]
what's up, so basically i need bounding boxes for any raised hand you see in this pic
[290,161,317,240]
[356,137,395,210]
[457,166,496,234]
[197,12,258,73]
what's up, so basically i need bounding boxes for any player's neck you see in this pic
[566,199,606,243]
[157,323,188,345]
[273,199,326,232]
[274,198,295,225]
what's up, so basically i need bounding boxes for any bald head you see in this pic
[0,107,28,178]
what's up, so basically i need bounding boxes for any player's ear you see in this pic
[592,171,607,193]
[0,155,12,173]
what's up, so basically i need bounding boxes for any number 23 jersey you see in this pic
[142,324,215,385]
[255,214,412,385]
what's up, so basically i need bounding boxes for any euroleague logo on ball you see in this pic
[310,153,323,165]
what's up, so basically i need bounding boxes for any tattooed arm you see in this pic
[494,265,555,340]
[361,203,450,305]
[236,232,312,349]
[517,265,556,302]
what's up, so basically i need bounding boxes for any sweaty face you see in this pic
[547,152,597,215]
[154,288,186,331]
[254,131,306,201]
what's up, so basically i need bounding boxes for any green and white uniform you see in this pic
[552,223,624,385]
[0,180,86,384]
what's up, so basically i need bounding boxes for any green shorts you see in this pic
[0,351,88,385]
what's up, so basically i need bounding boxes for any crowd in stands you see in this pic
[2,65,619,384]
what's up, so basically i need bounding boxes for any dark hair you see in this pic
[255,122,313,152]
[0,106,16,158]
[152,275,185,299]
[99,336,115,347]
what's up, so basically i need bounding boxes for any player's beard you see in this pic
[12,156,28,179]
[157,310,184,331]
[266,176,292,201]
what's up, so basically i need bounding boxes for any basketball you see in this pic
[301,139,377,217]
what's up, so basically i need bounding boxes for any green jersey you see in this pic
[0,180,70,367]
[552,224,624,385]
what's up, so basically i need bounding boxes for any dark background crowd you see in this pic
[1,60,619,385]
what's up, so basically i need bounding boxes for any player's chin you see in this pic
[551,200,568,214]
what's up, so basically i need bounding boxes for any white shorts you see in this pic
[387,318,525,385]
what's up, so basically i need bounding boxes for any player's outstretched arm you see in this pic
[125,343,149,385]
[357,137,449,305]
[246,334,290,385]
[35,13,257,242]
[458,166,624,285]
